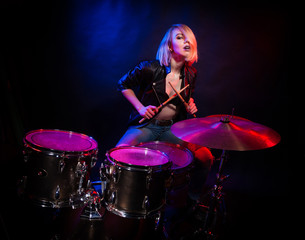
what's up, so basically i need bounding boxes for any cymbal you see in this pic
[171,115,281,151]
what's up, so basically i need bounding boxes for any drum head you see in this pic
[108,147,169,167]
[24,129,98,152]
[137,141,193,170]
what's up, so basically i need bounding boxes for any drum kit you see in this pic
[20,114,281,239]
[22,129,98,208]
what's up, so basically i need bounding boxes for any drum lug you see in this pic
[76,160,88,195]
[55,185,60,200]
[91,155,98,168]
[76,160,88,177]
[109,191,116,204]
[23,150,29,163]
[142,195,149,210]
[146,175,152,190]
[113,170,118,183]
[146,168,153,190]
[111,166,121,184]
[100,162,109,179]
[59,159,65,173]
[22,146,33,163]
[99,163,109,195]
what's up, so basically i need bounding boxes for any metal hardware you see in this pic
[146,168,153,190]
[36,168,47,177]
[109,191,116,204]
[55,185,60,200]
[75,160,88,177]
[142,195,149,210]
[80,190,103,220]
[58,159,65,173]
[154,211,162,231]
[23,150,29,163]
[99,163,108,197]
[111,167,121,184]
[91,153,98,168]
[75,160,88,194]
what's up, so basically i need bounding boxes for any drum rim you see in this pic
[137,141,193,169]
[106,202,164,219]
[106,146,171,169]
[24,129,98,153]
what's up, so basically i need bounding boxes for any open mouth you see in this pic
[184,45,190,50]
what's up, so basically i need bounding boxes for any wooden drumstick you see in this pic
[138,84,190,123]
[168,82,196,118]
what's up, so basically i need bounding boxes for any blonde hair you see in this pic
[156,24,198,66]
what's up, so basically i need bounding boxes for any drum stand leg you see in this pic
[80,189,104,220]
[193,149,228,239]
[80,164,109,220]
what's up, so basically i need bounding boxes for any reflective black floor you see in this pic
[0,193,220,240]
[0,144,295,240]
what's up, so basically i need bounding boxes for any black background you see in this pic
[1,0,296,239]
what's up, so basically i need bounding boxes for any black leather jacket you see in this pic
[118,60,197,126]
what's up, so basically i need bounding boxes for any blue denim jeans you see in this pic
[116,122,184,147]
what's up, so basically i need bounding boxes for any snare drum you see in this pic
[22,129,98,208]
[104,146,171,219]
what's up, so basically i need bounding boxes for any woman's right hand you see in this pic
[121,89,158,120]
[138,105,158,119]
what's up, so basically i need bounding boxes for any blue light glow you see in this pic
[68,0,153,89]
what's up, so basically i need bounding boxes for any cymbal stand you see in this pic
[194,149,229,239]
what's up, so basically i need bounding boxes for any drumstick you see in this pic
[138,84,190,123]
[168,82,196,118]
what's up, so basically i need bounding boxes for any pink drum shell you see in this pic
[107,146,170,168]
[24,129,98,153]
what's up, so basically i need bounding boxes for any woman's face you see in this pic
[170,28,191,61]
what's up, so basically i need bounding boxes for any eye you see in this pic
[176,34,184,40]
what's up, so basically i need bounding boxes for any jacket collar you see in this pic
[165,65,171,75]
[164,64,186,77]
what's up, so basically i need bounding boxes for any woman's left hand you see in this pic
[187,98,198,115]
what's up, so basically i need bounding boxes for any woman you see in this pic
[116,24,214,204]
[116,24,198,146]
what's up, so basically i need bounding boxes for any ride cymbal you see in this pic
[171,115,281,151]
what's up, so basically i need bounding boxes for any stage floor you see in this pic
[0,145,294,240]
